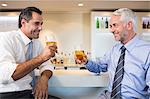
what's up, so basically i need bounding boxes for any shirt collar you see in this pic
[124,35,139,52]
[18,29,32,46]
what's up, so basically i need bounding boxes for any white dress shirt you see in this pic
[0,29,54,93]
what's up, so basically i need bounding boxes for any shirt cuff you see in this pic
[0,62,18,84]
[39,61,54,75]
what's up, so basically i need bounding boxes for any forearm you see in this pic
[41,70,53,81]
[37,70,52,85]
[33,70,52,99]
[12,55,46,81]
[86,60,107,73]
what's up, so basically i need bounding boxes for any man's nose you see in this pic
[38,25,42,30]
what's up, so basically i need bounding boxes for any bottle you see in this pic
[59,52,64,64]
[96,17,100,29]
[147,21,150,29]
[67,53,72,65]
[105,17,108,29]
[101,17,104,29]
[86,52,91,60]
[63,53,68,65]
[68,53,71,64]
[142,21,146,29]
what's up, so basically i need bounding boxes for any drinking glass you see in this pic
[45,35,58,64]
[75,50,85,60]
[45,35,57,45]
[74,45,85,60]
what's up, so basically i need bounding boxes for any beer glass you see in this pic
[75,50,85,60]
[45,35,58,64]
[74,45,85,60]
[45,35,57,45]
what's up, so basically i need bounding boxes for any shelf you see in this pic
[142,29,150,33]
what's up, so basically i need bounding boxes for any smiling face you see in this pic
[21,12,43,39]
[109,15,131,44]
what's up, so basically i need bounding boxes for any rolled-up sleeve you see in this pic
[39,60,54,75]
[0,62,17,84]
[0,34,18,84]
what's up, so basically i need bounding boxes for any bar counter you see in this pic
[48,70,109,99]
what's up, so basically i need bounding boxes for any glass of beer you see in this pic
[45,35,58,63]
[75,50,85,60]
[45,35,57,45]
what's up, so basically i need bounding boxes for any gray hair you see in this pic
[112,8,137,33]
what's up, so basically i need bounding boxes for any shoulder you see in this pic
[0,30,18,39]
[134,38,150,59]
[0,30,21,47]
[136,37,150,50]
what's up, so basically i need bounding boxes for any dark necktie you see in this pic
[26,41,36,89]
[111,46,126,99]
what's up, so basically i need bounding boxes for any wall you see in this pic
[1,11,149,57]
[39,12,91,54]
[0,12,91,54]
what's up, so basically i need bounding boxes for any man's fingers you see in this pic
[75,58,82,64]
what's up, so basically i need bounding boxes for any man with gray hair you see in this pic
[76,8,150,99]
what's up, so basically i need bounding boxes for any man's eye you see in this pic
[113,23,119,28]
[113,24,116,27]
[41,22,43,25]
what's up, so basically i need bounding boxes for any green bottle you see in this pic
[96,17,100,29]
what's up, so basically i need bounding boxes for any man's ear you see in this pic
[127,21,133,30]
[21,19,27,27]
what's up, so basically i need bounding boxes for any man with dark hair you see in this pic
[0,7,60,99]
[18,7,42,28]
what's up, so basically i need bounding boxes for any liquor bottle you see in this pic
[60,52,64,64]
[86,52,91,60]
[96,17,100,29]
[142,21,146,29]
[101,17,104,29]
[63,53,68,65]
[147,21,150,29]
[105,17,108,29]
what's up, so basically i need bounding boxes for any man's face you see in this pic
[22,12,43,39]
[109,15,128,43]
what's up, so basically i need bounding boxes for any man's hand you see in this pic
[75,55,88,65]
[40,44,57,62]
[33,76,49,99]
[33,70,52,99]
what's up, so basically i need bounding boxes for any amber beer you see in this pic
[75,50,85,60]
[46,41,57,45]
[45,35,57,45]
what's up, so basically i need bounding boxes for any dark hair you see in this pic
[18,7,42,28]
